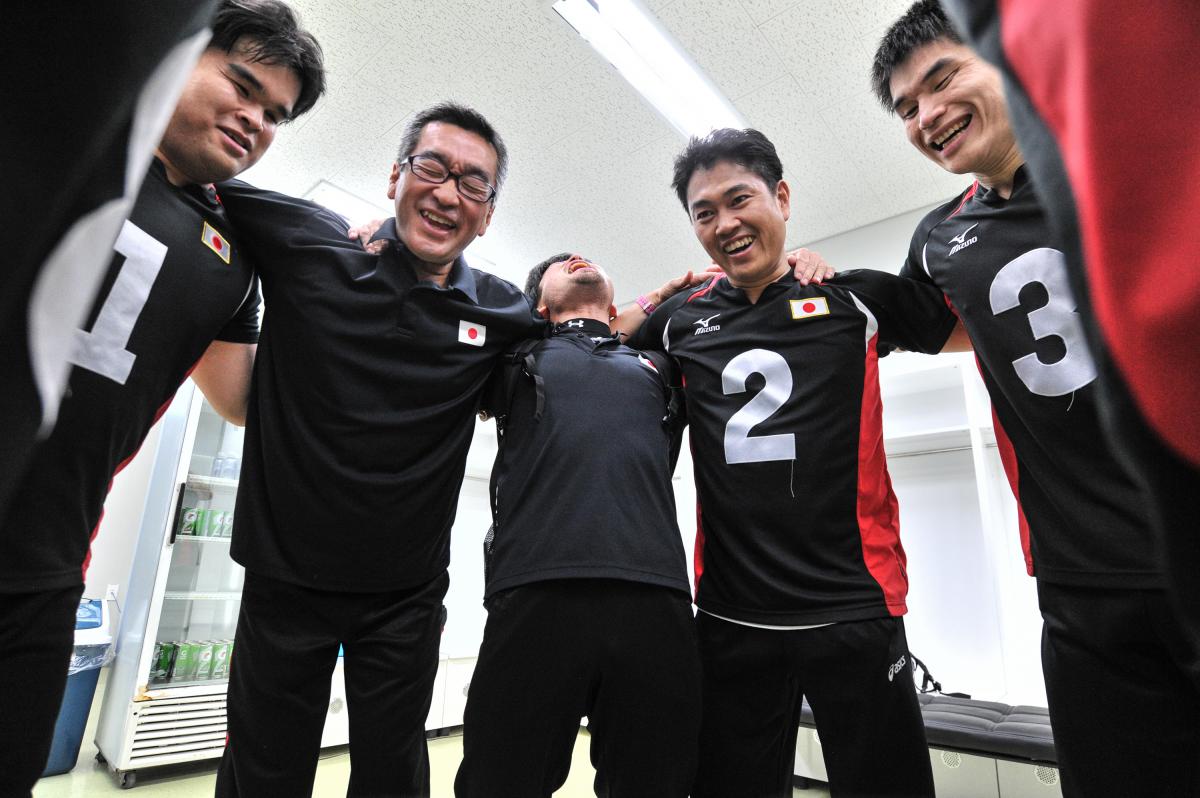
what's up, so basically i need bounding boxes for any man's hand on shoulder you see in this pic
[788,248,836,285]
[347,218,390,254]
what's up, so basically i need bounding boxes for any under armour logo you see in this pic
[566,320,585,328]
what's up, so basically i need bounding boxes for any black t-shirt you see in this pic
[900,168,1158,588]
[215,181,545,592]
[0,159,260,592]
[629,270,956,625]
[482,318,690,600]
[1,3,216,526]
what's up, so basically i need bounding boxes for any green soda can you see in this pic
[211,641,232,679]
[171,641,197,682]
[194,642,215,680]
[220,512,234,538]
[206,510,225,538]
[178,508,198,536]
[193,509,210,538]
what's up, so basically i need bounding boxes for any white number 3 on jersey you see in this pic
[989,248,1096,397]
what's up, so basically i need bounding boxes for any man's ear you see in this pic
[476,202,495,238]
[386,161,401,200]
[776,178,791,222]
[536,303,548,319]
[608,303,617,320]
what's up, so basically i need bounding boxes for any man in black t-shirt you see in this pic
[871,3,1200,794]
[0,4,325,794]
[454,253,700,798]
[630,128,955,798]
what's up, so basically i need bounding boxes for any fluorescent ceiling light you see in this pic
[303,180,391,226]
[553,0,747,138]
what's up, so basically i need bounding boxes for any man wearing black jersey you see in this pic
[0,4,325,794]
[454,253,700,798]
[872,3,1200,794]
[629,128,955,798]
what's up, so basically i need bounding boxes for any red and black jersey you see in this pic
[900,168,1158,588]
[630,270,955,626]
[0,159,260,593]
[0,3,215,527]
[943,0,1200,470]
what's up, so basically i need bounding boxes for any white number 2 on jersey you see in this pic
[68,220,166,385]
[722,349,796,464]
[988,248,1096,397]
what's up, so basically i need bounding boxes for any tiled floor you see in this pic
[33,670,828,797]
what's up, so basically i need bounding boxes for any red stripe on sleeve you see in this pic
[856,333,908,615]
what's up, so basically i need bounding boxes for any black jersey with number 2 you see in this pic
[631,270,956,626]
[0,159,260,593]
[900,167,1158,588]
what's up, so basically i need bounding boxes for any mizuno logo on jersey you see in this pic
[789,297,830,320]
[458,320,486,347]
[202,221,231,264]
[693,314,721,335]
[948,223,979,256]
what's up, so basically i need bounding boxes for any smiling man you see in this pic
[0,2,324,794]
[629,128,958,798]
[454,253,700,798]
[212,102,703,796]
[873,2,1200,795]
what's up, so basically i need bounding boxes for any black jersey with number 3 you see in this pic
[900,167,1158,588]
[0,159,260,593]
[631,270,956,625]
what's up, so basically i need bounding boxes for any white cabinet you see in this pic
[440,657,478,729]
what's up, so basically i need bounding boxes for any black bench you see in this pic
[795,694,1059,792]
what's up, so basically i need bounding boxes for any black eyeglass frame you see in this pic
[401,154,497,204]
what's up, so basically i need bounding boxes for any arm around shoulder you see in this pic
[191,341,257,426]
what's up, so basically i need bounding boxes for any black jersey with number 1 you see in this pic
[0,159,260,593]
[900,167,1158,588]
[630,270,956,626]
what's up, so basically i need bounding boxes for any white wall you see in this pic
[798,202,948,275]
[83,418,165,632]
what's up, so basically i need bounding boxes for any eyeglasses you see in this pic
[401,154,497,203]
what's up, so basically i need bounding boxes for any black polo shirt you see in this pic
[482,318,690,600]
[215,181,544,591]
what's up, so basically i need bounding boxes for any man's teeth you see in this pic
[421,210,455,229]
[933,119,969,150]
[724,235,754,254]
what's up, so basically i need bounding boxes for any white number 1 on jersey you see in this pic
[68,220,166,385]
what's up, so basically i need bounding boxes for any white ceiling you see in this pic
[241,0,970,297]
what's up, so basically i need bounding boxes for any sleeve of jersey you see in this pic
[213,274,261,345]
[625,288,690,352]
[216,179,352,269]
[835,269,957,355]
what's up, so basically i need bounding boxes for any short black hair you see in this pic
[397,102,509,194]
[670,128,784,212]
[525,252,575,307]
[209,0,326,120]
[871,0,962,112]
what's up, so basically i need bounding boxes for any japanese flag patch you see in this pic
[202,221,231,264]
[459,320,486,347]
[790,297,830,320]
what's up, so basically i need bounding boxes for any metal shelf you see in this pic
[162,591,241,601]
[185,475,239,491]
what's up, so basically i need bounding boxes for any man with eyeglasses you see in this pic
[211,102,704,796]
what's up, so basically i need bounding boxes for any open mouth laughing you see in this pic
[723,235,754,255]
[931,116,971,151]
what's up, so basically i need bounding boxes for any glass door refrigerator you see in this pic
[94,380,351,788]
